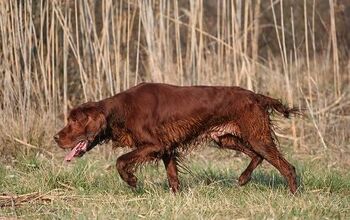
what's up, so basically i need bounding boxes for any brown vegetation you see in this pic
[0,0,349,167]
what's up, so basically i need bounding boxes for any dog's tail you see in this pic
[257,94,300,118]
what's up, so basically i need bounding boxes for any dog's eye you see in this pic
[69,118,78,124]
[73,118,86,126]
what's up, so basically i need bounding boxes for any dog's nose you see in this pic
[53,134,59,142]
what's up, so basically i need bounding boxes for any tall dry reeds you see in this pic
[0,0,349,157]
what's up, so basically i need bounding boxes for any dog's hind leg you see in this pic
[238,102,298,193]
[248,137,297,193]
[238,155,263,186]
[217,135,263,186]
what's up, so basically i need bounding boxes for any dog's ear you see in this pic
[85,111,107,141]
[95,112,107,131]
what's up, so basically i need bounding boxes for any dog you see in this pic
[54,83,299,193]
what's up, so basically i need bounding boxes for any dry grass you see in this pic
[0,0,350,218]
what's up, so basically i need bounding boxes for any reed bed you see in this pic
[0,0,349,165]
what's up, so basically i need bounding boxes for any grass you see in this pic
[1,147,349,219]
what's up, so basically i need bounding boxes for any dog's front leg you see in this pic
[116,144,163,188]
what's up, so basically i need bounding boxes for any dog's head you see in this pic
[54,102,107,161]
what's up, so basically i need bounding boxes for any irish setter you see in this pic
[54,83,299,193]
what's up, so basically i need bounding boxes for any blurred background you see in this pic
[0,0,349,166]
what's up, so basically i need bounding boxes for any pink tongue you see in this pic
[64,142,86,162]
[64,147,78,162]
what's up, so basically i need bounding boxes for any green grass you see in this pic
[1,149,349,219]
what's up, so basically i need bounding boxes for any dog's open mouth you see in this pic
[64,140,89,162]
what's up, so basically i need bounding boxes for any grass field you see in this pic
[1,146,349,219]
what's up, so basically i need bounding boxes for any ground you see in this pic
[1,145,349,219]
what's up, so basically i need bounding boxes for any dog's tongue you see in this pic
[64,141,87,162]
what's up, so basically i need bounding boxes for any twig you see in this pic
[300,88,328,149]
[57,181,76,191]
[275,132,301,141]
[4,133,54,157]
[313,92,346,115]
[0,192,39,207]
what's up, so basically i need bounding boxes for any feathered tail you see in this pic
[257,94,300,118]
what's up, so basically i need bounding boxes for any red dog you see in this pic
[54,83,299,193]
